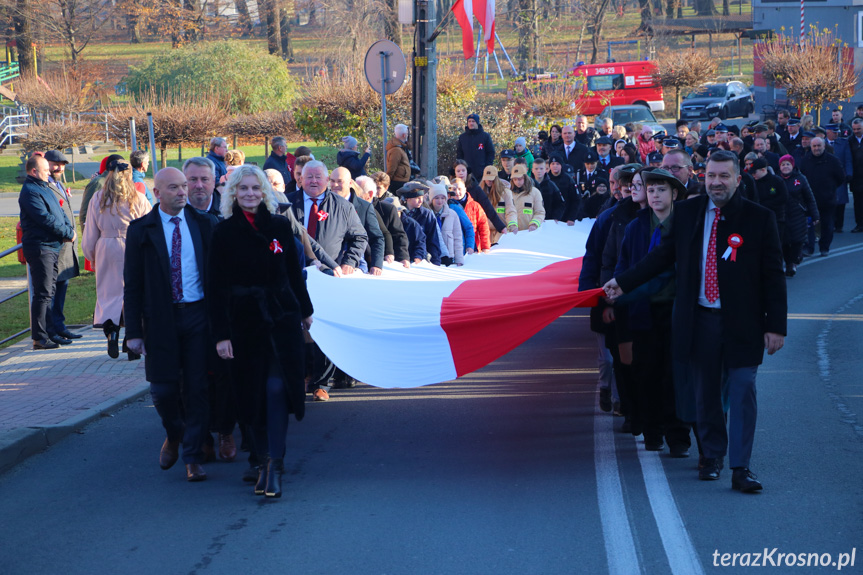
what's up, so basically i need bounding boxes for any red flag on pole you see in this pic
[452,0,475,59]
[474,0,496,54]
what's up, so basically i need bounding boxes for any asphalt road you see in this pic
[0,225,861,574]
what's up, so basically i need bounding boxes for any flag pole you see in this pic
[427,4,455,43]
[473,25,483,75]
[492,50,505,80]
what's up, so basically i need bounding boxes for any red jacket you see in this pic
[462,194,491,251]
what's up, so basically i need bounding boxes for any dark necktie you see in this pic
[705,208,720,303]
[307,198,319,239]
[169,216,183,303]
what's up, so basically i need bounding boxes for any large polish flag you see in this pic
[306,222,603,388]
[452,0,495,60]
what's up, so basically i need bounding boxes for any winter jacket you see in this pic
[780,169,818,245]
[264,152,292,186]
[826,137,852,204]
[542,138,565,160]
[799,150,846,207]
[207,151,227,184]
[452,193,491,251]
[516,148,535,173]
[549,171,579,222]
[386,139,411,184]
[406,205,443,265]
[457,123,495,179]
[636,135,656,164]
[533,176,565,221]
[447,202,476,253]
[337,149,370,180]
[600,196,641,286]
[510,181,546,231]
[433,203,466,265]
[753,173,788,224]
[18,175,75,250]
[400,212,427,262]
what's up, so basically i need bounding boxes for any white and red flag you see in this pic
[306,222,603,388]
[452,0,496,60]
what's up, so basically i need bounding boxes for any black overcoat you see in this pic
[617,191,787,368]
[207,204,314,424]
[124,205,216,382]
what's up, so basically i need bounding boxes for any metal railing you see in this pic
[0,113,29,147]
[0,243,30,347]
[0,62,20,84]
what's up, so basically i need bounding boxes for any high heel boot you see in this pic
[254,464,266,495]
[103,320,120,359]
[265,458,284,498]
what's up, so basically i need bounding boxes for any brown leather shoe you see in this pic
[159,439,180,470]
[186,463,207,482]
[313,388,329,402]
[219,434,237,461]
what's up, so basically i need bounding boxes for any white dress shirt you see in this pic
[158,207,203,303]
[698,198,721,308]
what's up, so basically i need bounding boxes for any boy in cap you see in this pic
[509,165,545,231]
[498,149,516,181]
[384,197,427,264]
[647,151,664,167]
[400,182,444,265]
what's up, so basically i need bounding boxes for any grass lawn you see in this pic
[0,153,90,194]
[0,216,96,347]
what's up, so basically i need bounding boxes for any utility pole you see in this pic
[411,0,437,178]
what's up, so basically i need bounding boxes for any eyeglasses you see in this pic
[664,165,688,172]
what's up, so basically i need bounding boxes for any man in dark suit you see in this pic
[594,136,624,170]
[44,150,82,345]
[18,155,76,350]
[184,157,222,218]
[561,125,589,176]
[781,118,802,152]
[286,160,368,401]
[125,167,217,482]
[328,167,385,275]
[604,150,787,493]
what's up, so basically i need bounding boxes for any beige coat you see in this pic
[510,184,546,231]
[488,187,518,244]
[82,190,151,325]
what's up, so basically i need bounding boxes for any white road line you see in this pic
[798,243,863,267]
[636,449,706,575]
[594,394,641,575]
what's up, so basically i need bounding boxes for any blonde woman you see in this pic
[479,166,517,244]
[208,165,313,499]
[82,159,151,358]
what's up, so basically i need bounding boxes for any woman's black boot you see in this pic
[103,320,120,359]
[253,465,266,496]
[265,458,284,498]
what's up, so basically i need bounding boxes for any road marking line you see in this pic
[798,243,863,266]
[594,394,641,575]
[636,448,706,575]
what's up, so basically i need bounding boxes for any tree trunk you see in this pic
[265,0,282,57]
[279,5,294,60]
[516,0,537,74]
[13,0,36,75]
[575,20,586,65]
[234,0,253,36]
[722,0,729,15]
[694,0,717,16]
[127,9,142,43]
[160,143,167,169]
[638,0,652,32]
[666,0,679,19]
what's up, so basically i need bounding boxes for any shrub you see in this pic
[125,41,300,114]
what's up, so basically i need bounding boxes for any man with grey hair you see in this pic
[183,157,220,217]
[386,123,412,194]
[286,160,368,401]
[337,136,371,180]
[264,136,294,186]
[206,137,228,184]
[661,149,701,198]
[799,136,846,255]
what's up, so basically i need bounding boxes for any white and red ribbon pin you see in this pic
[269,239,283,253]
[317,211,329,222]
[722,234,743,262]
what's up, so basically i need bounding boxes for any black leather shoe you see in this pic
[265,458,284,498]
[33,339,60,350]
[644,437,664,451]
[242,465,259,483]
[698,455,724,471]
[50,335,72,345]
[699,458,721,480]
[185,463,207,482]
[599,386,612,412]
[668,444,691,458]
[59,330,83,339]
[851,226,863,233]
[731,468,763,493]
[107,331,119,358]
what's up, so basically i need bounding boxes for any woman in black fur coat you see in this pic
[208,165,314,499]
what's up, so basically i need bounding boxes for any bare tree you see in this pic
[760,28,858,124]
[575,0,613,64]
[279,0,296,61]
[652,49,718,117]
[14,71,98,115]
[516,0,539,73]
[263,0,282,56]
[317,0,385,60]
[12,0,36,75]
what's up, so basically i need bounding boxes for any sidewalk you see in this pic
[0,326,148,474]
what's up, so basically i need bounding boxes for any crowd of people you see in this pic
[16,102,861,497]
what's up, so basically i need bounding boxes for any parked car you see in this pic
[680,82,754,121]
[594,105,665,135]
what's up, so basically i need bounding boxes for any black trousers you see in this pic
[834,204,846,232]
[306,341,335,391]
[24,246,59,342]
[631,302,691,448]
[48,279,68,336]
[149,301,210,464]
[853,187,863,227]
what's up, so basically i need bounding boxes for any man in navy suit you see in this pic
[605,150,787,493]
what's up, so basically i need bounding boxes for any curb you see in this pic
[0,382,149,475]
